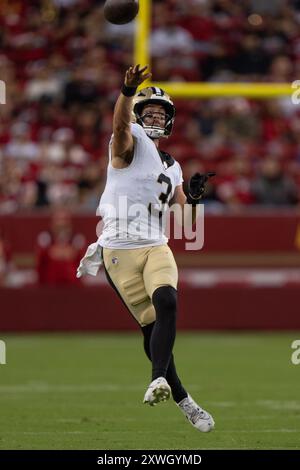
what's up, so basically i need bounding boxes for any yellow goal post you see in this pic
[134,0,292,98]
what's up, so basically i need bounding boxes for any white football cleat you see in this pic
[178,394,215,432]
[143,377,171,406]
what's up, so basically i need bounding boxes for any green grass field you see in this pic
[0,332,299,450]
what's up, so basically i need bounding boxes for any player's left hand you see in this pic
[188,172,216,200]
[125,64,152,88]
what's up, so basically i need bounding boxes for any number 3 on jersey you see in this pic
[158,173,172,204]
[148,173,172,216]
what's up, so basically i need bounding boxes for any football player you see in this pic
[92,65,215,432]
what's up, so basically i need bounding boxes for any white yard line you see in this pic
[0,383,202,393]
[2,429,299,435]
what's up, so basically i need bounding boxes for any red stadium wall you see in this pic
[1,284,300,332]
[1,212,300,255]
[1,213,300,331]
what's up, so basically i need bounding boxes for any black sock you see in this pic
[150,285,177,380]
[142,321,187,403]
[166,355,188,403]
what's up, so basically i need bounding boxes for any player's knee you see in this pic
[152,285,177,317]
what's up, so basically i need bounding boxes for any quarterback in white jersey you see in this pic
[98,121,183,248]
[98,65,215,432]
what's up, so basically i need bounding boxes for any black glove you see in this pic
[187,172,216,204]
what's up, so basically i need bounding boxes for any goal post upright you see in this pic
[135,0,292,99]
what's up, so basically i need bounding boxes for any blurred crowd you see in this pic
[36,209,85,284]
[0,209,86,286]
[1,0,300,214]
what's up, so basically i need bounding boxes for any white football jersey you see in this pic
[98,123,183,249]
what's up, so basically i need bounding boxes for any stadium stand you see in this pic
[1,0,300,213]
[1,0,300,329]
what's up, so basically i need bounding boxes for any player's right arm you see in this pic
[111,64,152,169]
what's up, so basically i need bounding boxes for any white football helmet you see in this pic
[132,87,175,139]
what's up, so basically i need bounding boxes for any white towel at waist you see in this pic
[76,242,103,278]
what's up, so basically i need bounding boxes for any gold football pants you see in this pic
[102,245,178,326]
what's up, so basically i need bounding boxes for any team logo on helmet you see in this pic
[132,87,176,139]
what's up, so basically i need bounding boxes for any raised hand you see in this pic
[125,64,152,88]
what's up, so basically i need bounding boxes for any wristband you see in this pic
[121,84,137,97]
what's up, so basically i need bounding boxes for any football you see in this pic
[103,0,139,25]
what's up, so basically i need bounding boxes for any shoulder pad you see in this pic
[158,150,175,168]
